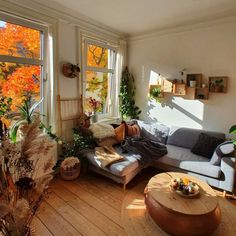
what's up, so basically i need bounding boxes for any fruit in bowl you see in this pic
[170,178,199,196]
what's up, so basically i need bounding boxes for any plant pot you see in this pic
[60,163,80,180]
[189,80,197,87]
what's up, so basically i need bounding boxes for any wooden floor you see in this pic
[31,168,236,236]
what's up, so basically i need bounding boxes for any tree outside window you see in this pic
[84,42,116,116]
[0,19,43,126]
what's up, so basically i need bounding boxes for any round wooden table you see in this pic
[144,172,221,236]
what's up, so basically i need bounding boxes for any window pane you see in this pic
[0,62,41,111]
[87,44,108,68]
[84,71,111,114]
[0,20,41,59]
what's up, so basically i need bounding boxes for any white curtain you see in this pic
[114,39,127,117]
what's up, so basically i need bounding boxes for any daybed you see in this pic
[82,120,236,193]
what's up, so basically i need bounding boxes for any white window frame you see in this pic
[82,38,118,120]
[0,12,48,116]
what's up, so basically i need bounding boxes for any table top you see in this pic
[145,172,218,215]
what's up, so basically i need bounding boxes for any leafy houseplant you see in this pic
[229,125,236,145]
[9,97,43,142]
[119,67,141,120]
[149,86,162,101]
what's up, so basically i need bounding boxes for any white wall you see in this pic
[128,21,236,134]
[58,21,79,98]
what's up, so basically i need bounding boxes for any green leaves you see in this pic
[229,125,236,146]
[229,125,236,134]
[119,67,141,119]
[9,97,43,142]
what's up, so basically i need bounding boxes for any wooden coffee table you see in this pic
[144,172,221,236]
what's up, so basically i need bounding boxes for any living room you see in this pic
[0,0,236,235]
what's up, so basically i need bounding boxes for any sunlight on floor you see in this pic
[126,198,146,210]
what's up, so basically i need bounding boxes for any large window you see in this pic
[0,15,46,114]
[83,40,117,117]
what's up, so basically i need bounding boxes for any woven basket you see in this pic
[60,163,81,181]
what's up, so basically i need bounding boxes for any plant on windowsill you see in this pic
[119,67,141,120]
[88,97,102,123]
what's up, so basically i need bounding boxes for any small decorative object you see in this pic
[170,177,200,198]
[202,83,206,88]
[62,63,80,78]
[189,80,197,88]
[88,97,102,122]
[209,76,227,93]
[187,74,202,87]
[60,156,80,180]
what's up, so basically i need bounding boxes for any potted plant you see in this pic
[88,97,102,123]
[213,79,224,92]
[149,86,162,101]
[119,67,141,120]
[229,125,236,145]
[60,156,81,180]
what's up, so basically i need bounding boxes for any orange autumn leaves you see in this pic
[0,21,41,111]
[0,22,40,58]
[2,65,40,109]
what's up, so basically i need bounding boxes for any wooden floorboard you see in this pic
[32,169,236,236]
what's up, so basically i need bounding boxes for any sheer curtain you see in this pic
[114,39,127,117]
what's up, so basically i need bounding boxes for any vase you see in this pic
[91,114,98,123]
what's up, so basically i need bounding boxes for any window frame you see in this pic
[82,38,118,119]
[0,12,48,116]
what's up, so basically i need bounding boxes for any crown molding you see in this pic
[0,0,125,40]
[128,13,236,42]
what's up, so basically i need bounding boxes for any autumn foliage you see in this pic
[0,21,40,113]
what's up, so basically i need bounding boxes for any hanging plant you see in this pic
[119,67,141,120]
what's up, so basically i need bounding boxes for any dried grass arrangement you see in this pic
[0,117,56,236]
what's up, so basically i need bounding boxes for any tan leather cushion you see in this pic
[95,146,124,168]
[115,123,126,142]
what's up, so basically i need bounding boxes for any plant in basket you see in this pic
[60,157,80,181]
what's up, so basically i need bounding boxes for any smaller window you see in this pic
[83,40,117,117]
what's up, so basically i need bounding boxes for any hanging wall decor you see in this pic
[62,63,80,78]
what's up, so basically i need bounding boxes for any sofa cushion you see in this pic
[136,120,169,144]
[167,126,225,149]
[191,133,224,159]
[179,162,221,179]
[83,146,140,177]
[156,145,221,179]
[210,141,235,165]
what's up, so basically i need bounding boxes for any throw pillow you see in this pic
[126,123,140,137]
[210,141,235,165]
[89,123,115,139]
[95,146,124,168]
[191,133,224,159]
[115,123,126,142]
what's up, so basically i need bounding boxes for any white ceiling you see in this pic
[44,0,236,36]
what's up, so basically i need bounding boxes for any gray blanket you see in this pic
[121,137,167,167]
